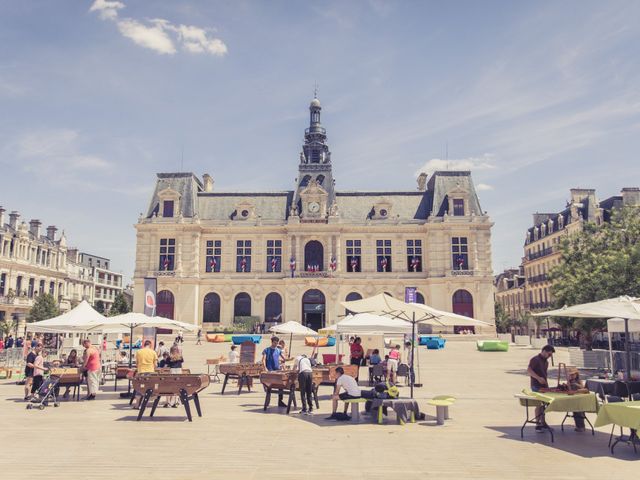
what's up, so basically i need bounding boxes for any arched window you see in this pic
[316,174,325,185]
[234,292,251,318]
[344,291,362,315]
[264,292,283,323]
[452,289,473,318]
[304,240,324,271]
[302,289,325,331]
[300,175,312,187]
[157,290,175,319]
[203,292,221,323]
[415,292,425,304]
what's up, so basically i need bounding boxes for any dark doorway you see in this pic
[304,241,324,271]
[452,289,474,317]
[302,289,325,331]
[157,290,174,319]
[203,292,221,323]
[234,292,251,318]
[265,292,283,323]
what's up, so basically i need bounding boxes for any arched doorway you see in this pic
[234,292,251,318]
[264,292,283,323]
[302,289,325,331]
[203,292,221,324]
[344,292,362,315]
[157,290,174,319]
[304,241,324,271]
[452,290,474,333]
[415,292,425,304]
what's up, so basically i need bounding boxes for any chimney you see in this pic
[621,187,640,207]
[0,206,5,227]
[29,219,42,238]
[203,173,214,192]
[46,225,58,241]
[9,211,19,229]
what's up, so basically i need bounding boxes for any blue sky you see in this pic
[1,0,640,281]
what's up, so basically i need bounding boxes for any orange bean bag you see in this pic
[305,337,329,347]
[206,334,226,343]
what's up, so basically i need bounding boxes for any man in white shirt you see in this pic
[228,345,239,363]
[326,366,361,420]
[295,354,314,415]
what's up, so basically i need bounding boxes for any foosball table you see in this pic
[219,363,264,394]
[131,374,210,422]
[314,364,359,384]
[49,368,83,401]
[260,370,324,413]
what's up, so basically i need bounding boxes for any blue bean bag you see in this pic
[231,335,262,345]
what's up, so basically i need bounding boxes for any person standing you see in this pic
[295,354,314,415]
[28,343,47,398]
[196,329,202,345]
[165,345,184,408]
[6,334,14,349]
[228,345,239,363]
[136,340,159,374]
[527,344,555,431]
[82,339,101,400]
[262,336,286,407]
[156,341,169,358]
[23,345,37,400]
[387,345,401,383]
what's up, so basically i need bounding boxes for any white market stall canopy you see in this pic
[88,312,197,332]
[408,303,494,327]
[533,296,640,320]
[269,321,317,336]
[26,300,107,333]
[607,317,640,333]
[336,313,413,335]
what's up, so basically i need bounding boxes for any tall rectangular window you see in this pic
[266,240,282,272]
[406,239,423,272]
[49,281,55,295]
[163,200,174,218]
[236,240,252,272]
[346,240,361,272]
[39,280,45,295]
[28,278,35,298]
[376,239,392,272]
[0,273,6,295]
[16,276,22,295]
[451,237,469,270]
[159,238,176,271]
[453,199,465,216]
[205,240,222,272]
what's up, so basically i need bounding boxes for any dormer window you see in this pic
[453,199,465,216]
[372,199,393,220]
[163,200,174,218]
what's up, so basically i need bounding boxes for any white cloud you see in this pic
[89,0,227,56]
[117,18,176,55]
[476,183,494,191]
[416,154,496,177]
[89,0,124,20]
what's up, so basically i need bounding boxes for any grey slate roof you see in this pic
[145,170,485,223]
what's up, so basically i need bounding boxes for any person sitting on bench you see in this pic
[326,367,361,420]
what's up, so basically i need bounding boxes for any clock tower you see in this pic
[292,95,336,221]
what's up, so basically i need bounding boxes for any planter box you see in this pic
[531,338,548,348]
[514,335,531,346]
[497,333,512,344]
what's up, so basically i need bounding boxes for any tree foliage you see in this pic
[549,207,640,346]
[109,293,131,316]
[28,293,60,323]
[494,303,510,333]
[95,300,105,314]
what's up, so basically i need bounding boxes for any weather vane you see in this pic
[313,82,319,99]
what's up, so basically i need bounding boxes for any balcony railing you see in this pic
[298,271,331,278]
[0,295,34,306]
[528,301,552,310]
[450,269,474,276]
[527,247,554,261]
[527,274,548,284]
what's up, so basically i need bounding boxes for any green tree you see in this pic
[95,300,105,314]
[494,303,510,333]
[549,206,640,348]
[109,293,131,316]
[28,293,60,322]
[0,318,16,338]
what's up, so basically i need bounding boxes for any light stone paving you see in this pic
[1,339,638,479]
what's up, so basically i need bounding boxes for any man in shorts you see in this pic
[326,366,361,420]
[24,345,36,400]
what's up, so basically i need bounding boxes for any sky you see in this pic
[1,0,640,282]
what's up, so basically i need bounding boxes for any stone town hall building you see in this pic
[133,97,495,331]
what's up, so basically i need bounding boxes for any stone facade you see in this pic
[0,207,123,326]
[133,97,495,331]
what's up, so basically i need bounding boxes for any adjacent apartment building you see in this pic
[495,187,640,328]
[0,207,124,326]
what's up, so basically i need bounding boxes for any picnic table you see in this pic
[594,400,640,454]
[516,390,599,442]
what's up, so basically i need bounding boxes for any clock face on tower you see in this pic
[308,201,320,213]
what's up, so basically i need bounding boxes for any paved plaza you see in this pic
[1,339,637,479]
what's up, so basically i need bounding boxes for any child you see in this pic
[381,355,390,380]
[228,345,239,363]
[369,349,381,365]
[164,346,184,408]
[158,352,170,368]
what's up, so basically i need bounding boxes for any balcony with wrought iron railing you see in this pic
[526,247,554,261]
[527,274,548,284]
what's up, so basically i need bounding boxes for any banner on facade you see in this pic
[144,277,157,317]
[404,287,417,304]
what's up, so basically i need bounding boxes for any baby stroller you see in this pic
[27,376,60,410]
